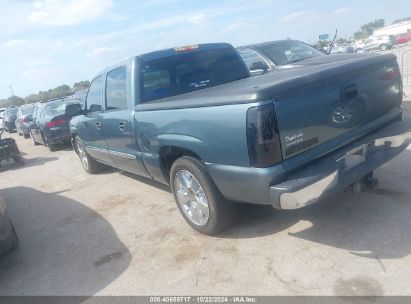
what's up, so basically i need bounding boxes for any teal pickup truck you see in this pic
[67,41,410,235]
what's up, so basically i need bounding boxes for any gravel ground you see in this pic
[0,100,410,296]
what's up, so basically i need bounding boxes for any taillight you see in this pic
[246,103,282,167]
[380,67,400,80]
[47,119,66,128]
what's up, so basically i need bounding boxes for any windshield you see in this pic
[5,108,18,117]
[21,105,35,115]
[45,100,66,115]
[257,41,323,66]
[140,47,249,102]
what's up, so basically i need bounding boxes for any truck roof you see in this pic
[138,43,233,62]
[238,40,297,49]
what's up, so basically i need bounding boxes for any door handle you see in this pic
[95,122,102,129]
[118,121,127,132]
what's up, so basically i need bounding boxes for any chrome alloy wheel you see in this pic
[76,139,89,170]
[174,170,209,226]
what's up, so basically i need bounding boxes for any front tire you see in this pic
[0,221,19,257]
[75,136,105,174]
[170,156,236,235]
[380,44,388,51]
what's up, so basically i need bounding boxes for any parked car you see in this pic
[29,98,82,151]
[238,40,366,76]
[329,45,355,54]
[15,104,36,138]
[0,194,19,257]
[357,35,396,52]
[0,110,5,131]
[67,42,409,235]
[2,108,18,132]
[397,32,411,45]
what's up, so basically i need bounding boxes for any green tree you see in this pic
[393,17,411,24]
[358,19,385,38]
[0,96,25,107]
[73,80,90,92]
[0,99,9,108]
[49,84,72,99]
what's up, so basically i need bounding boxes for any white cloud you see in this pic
[223,22,247,33]
[280,10,319,22]
[29,0,112,26]
[188,13,207,24]
[333,7,353,15]
[87,46,117,58]
[3,39,28,47]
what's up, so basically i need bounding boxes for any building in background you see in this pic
[373,21,411,36]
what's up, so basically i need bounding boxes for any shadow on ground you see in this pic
[220,148,411,260]
[0,187,131,296]
[0,156,58,172]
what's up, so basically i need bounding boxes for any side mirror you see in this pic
[65,103,83,117]
[250,61,269,71]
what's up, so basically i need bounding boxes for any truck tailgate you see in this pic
[272,54,402,162]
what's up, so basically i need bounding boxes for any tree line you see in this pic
[0,80,90,108]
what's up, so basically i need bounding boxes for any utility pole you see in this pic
[9,86,14,96]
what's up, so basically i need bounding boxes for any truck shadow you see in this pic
[0,156,59,172]
[0,186,131,296]
[222,149,411,260]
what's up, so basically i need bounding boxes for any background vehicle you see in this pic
[237,40,326,75]
[0,194,19,257]
[0,128,24,167]
[15,104,36,138]
[2,108,18,132]
[397,32,411,44]
[0,110,4,131]
[68,42,408,235]
[29,98,82,151]
[358,35,396,52]
[329,45,355,54]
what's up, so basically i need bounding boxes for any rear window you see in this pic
[45,100,66,115]
[5,108,17,117]
[141,47,249,102]
[21,105,35,115]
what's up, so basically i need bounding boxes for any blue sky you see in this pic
[0,0,410,99]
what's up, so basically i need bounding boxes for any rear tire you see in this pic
[75,136,105,174]
[23,132,29,139]
[0,221,19,257]
[30,130,39,146]
[170,156,236,235]
[48,144,57,152]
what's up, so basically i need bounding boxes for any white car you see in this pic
[356,35,395,52]
[0,111,4,131]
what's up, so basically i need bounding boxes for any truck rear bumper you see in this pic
[207,120,411,209]
[271,120,411,209]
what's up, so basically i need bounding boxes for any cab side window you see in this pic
[106,66,127,111]
[237,48,269,70]
[86,76,103,113]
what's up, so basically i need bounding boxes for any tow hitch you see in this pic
[345,172,378,194]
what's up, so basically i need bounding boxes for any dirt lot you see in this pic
[0,97,411,296]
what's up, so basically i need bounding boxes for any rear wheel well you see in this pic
[159,146,201,184]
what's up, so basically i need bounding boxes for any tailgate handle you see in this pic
[341,84,359,101]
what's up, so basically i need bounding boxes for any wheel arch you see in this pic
[158,145,202,184]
